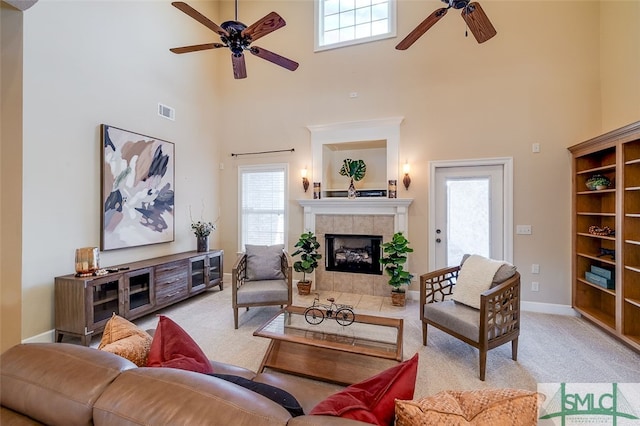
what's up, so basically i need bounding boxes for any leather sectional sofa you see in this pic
[0,343,369,425]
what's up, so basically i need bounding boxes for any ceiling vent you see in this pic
[158,103,175,121]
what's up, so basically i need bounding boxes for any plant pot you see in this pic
[347,178,357,199]
[391,291,406,307]
[297,280,312,295]
[197,236,209,252]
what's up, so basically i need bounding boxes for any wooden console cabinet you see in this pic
[55,250,223,345]
[569,121,640,353]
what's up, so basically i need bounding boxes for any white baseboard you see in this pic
[408,290,577,316]
[407,289,420,301]
[23,329,55,344]
[521,301,578,316]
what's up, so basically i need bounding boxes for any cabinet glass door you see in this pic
[88,276,121,330]
[125,268,154,317]
[190,256,207,293]
[208,254,221,284]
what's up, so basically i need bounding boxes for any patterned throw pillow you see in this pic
[98,313,152,367]
[395,388,539,426]
[245,244,285,281]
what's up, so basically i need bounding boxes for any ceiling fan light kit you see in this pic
[396,0,497,50]
[170,1,299,80]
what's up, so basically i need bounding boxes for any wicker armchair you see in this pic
[419,264,521,381]
[232,248,292,329]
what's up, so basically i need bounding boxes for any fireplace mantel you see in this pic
[297,198,413,235]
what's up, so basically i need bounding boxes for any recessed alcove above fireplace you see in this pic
[307,117,403,198]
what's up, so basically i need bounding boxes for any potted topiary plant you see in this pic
[292,231,322,295]
[379,232,414,306]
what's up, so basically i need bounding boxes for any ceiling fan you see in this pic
[169,1,299,79]
[396,0,496,50]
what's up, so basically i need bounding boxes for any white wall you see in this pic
[6,0,640,343]
[20,0,222,340]
[216,0,606,308]
[600,0,640,132]
[1,2,25,351]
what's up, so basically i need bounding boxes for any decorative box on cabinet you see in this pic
[55,250,223,345]
[569,121,640,353]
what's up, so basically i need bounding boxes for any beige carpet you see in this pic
[131,285,640,398]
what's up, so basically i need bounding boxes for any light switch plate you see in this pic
[516,225,532,235]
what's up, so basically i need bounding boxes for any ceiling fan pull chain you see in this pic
[464,5,469,37]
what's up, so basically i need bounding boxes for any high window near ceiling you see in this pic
[238,164,288,251]
[315,0,396,51]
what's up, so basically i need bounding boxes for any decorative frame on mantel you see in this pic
[100,124,175,251]
[307,117,403,196]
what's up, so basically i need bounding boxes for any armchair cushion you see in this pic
[236,279,289,305]
[245,244,285,281]
[452,255,505,309]
[423,301,479,342]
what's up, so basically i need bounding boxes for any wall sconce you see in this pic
[402,162,411,190]
[301,168,309,192]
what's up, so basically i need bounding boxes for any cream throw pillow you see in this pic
[452,254,505,309]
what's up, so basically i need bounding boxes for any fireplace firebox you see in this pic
[325,234,382,275]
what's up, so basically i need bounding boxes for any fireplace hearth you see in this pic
[325,234,382,275]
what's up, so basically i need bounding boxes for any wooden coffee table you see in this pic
[253,305,403,385]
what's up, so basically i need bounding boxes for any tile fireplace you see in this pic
[297,199,412,296]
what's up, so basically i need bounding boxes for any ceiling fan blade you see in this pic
[395,7,448,50]
[232,54,247,79]
[461,2,496,43]
[171,1,228,36]
[170,43,225,54]
[241,12,286,42]
[250,46,299,71]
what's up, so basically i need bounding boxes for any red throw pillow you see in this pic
[147,315,213,374]
[309,353,419,426]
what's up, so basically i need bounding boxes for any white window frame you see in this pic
[314,0,397,52]
[237,163,289,253]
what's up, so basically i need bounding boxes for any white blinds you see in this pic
[239,164,287,250]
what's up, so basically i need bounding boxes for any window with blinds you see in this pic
[238,164,288,251]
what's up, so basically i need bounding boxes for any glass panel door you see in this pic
[432,163,507,269]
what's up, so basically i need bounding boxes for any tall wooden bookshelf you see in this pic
[569,121,640,353]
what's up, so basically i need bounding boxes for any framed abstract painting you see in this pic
[101,124,175,250]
